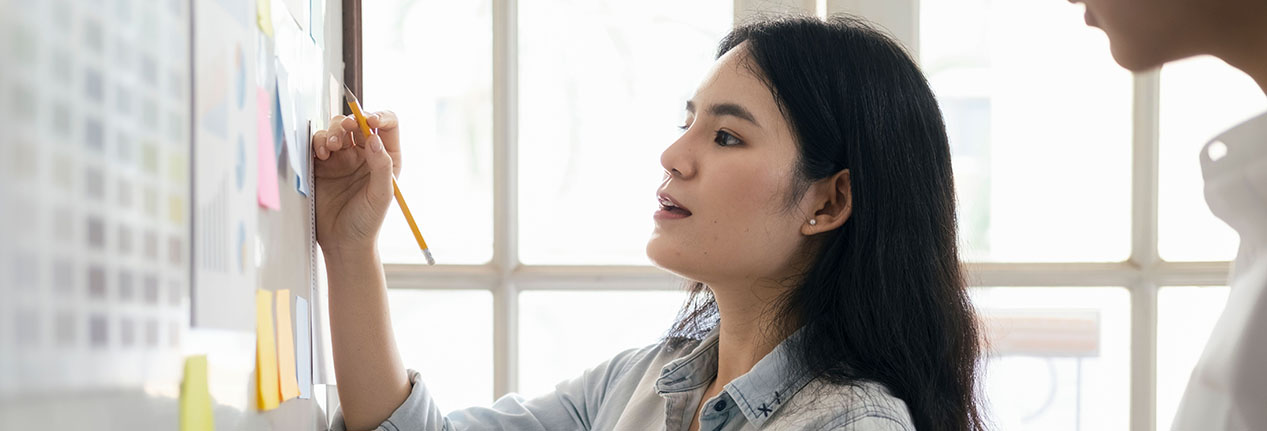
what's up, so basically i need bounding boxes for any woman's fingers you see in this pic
[327,115,352,151]
[312,113,396,164]
[312,129,329,160]
[367,111,400,153]
[312,115,357,160]
[365,111,402,176]
[340,116,373,149]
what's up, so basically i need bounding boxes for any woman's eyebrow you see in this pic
[685,100,762,128]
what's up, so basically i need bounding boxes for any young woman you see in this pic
[313,15,985,431]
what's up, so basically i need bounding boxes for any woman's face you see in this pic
[646,44,818,288]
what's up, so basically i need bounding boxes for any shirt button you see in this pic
[714,399,727,411]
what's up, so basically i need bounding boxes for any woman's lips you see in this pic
[655,192,692,219]
[654,207,692,220]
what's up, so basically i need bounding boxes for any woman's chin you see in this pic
[645,241,693,279]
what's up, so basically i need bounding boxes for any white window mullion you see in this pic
[966,262,1139,287]
[493,0,521,400]
[1131,279,1160,431]
[1130,69,1162,431]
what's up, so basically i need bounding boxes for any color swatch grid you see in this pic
[0,0,190,394]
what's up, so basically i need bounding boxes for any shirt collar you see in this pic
[653,326,815,428]
[654,329,721,394]
[1202,110,1267,173]
[1201,110,1267,244]
[723,326,814,427]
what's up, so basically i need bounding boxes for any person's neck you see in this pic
[708,280,794,388]
[1211,11,1267,97]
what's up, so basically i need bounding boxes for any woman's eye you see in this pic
[677,124,690,132]
[714,130,742,147]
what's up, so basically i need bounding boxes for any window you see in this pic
[364,0,732,402]
[518,290,686,398]
[975,287,1130,430]
[1158,57,1266,262]
[364,1,1251,429]
[518,0,732,265]
[915,0,1248,429]
[922,0,1133,263]
[363,0,494,265]
[1155,286,1229,431]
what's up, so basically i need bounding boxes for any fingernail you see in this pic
[372,136,383,152]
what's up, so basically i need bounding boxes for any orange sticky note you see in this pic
[180,355,215,431]
[256,290,281,411]
[276,290,300,401]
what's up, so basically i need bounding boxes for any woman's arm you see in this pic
[325,246,410,430]
[311,112,409,430]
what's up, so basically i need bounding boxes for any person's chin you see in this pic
[1108,43,1167,71]
[1103,29,1191,72]
[645,240,696,280]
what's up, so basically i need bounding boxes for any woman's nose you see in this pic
[660,137,695,179]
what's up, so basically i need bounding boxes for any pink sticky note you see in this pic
[257,88,281,210]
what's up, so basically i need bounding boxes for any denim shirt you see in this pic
[332,327,914,431]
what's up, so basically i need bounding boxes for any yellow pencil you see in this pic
[343,84,435,265]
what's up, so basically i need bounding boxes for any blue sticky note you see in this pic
[272,84,285,159]
[293,115,311,196]
[295,296,313,399]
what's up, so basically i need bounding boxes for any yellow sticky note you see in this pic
[257,0,275,37]
[256,290,281,411]
[276,290,300,401]
[180,355,215,431]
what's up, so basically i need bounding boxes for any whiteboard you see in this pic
[0,0,344,428]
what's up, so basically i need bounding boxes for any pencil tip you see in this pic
[423,249,435,266]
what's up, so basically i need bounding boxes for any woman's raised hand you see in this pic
[310,111,403,254]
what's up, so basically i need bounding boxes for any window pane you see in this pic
[1158,57,1265,262]
[974,287,1130,430]
[388,289,494,410]
[364,0,494,264]
[517,0,732,265]
[518,290,687,398]
[921,0,1133,262]
[1156,286,1229,430]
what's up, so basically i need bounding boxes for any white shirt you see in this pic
[1171,111,1267,430]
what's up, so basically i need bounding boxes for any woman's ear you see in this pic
[801,169,851,235]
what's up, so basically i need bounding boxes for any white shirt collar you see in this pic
[1201,110,1267,248]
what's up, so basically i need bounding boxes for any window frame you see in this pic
[364,1,1233,430]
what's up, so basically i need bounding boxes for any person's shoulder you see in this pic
[771,378,914,431]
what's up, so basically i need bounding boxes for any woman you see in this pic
[313,15,985,431]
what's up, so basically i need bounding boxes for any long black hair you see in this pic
[666,15,986,431]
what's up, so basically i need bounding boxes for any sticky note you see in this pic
[295,296,312,399]
[328,73,341,118]
[275,60,296,150]
[272,84,286,158]
[257,0,275,37]
[257,88,281,210]
[276,290,301,401]
[256,290,281,411]
[180,355,215,431]
[295,119,311,196]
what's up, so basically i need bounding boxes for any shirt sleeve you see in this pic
[330,346,650,431]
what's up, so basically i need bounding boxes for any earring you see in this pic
[808,219,817,226]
